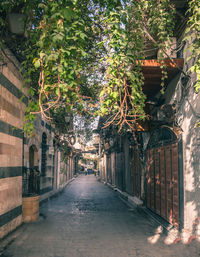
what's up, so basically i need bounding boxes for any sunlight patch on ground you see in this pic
[164,227,179,245]
[147,219,200,245]
[147,226,163,244]
[196,222,200,242]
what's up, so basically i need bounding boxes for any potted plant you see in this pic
[22,168,40,223]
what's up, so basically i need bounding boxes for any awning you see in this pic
[141,59,184,98]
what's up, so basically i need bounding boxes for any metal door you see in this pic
[146,127,180,227]
[115,152,125,191]
[106,154,112,184]
[130,146,141,197]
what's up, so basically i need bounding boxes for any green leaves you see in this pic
[48,53,59,61]
[38,3,47,10]
[52,33,64,43]
[33,59,40,68]
[63,8,73,21]
[97,1,147,130]
[1,0,185,133]
[184,0,200,93]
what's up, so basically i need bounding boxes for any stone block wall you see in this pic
[0,50,27,238]
[0,50,77,239]
[23,118,56,197]
[163,54,200,237]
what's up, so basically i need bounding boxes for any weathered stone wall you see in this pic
[161,40,200,238]
[111,152,115,186]
[0,50,27,238]
[23,117,56,197]
[23,118,75,202]
[0,50,76,239]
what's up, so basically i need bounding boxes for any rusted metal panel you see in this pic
[130,146,142,198]
[146,151,151,209]
[130,148,134,195]
[172,143,179,227]
[106,155,111,184]
[138,151,142,197]
[160,147,166,219]
[111,152,115,185]
[150,149,155,211]
[155,148,161,215]
[146,142,179,227]
[115,152,125,191]
[165,145,173,223]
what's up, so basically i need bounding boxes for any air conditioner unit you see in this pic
[157,37,177,59]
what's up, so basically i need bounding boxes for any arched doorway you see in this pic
[22,145,40,222]
[146,127,181,228]
[23,145,39,196]
[29,145,38,169]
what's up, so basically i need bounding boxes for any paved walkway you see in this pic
[1,175,200,257]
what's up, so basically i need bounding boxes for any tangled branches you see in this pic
[102,76,147,132]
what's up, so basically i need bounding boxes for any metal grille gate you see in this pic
[146,128,179,227]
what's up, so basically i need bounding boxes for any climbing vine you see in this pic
[1,0,200,133]
[99,0,175,130]
[185,0,200,92]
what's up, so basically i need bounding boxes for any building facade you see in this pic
[0,49,77,239]
[97,1,200,241]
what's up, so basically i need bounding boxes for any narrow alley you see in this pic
[1,175,199,257]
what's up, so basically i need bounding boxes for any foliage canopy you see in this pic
[0,0,199,134]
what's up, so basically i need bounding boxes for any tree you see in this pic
[0,0,199,133]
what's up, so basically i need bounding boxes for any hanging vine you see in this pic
[185,0,200,92]
[1,0,199,133]
[98,0,176,130]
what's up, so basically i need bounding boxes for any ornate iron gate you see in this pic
[146,127,180,227]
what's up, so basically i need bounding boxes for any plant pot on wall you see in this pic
[22,195,40,223]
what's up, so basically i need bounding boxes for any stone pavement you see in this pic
[0,175,200,257]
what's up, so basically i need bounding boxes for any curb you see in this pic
[103,180,143,207]
[39,177,75,204]
[99,178,172,232]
